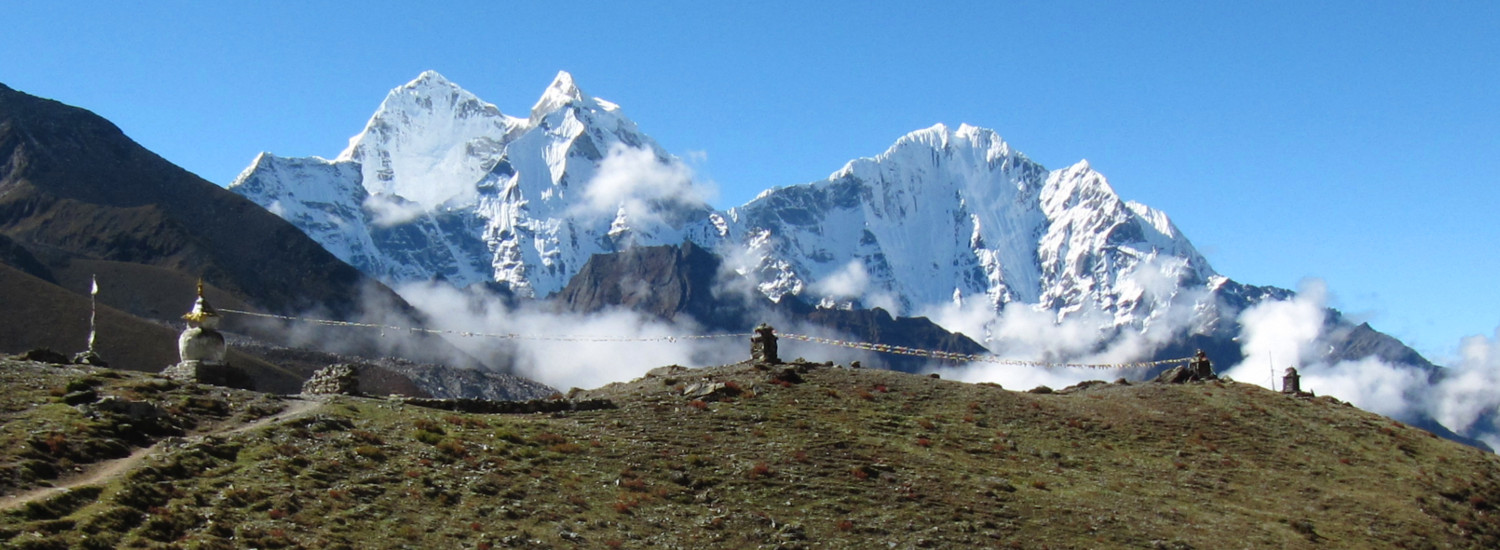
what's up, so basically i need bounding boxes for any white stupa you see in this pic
[162,280,243,387]
[177,280,226,365]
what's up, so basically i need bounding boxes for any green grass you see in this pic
[3,358,1500,548]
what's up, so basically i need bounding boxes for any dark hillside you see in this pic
[0,82,387,318]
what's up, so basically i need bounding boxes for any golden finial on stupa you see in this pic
[182,278,219,324]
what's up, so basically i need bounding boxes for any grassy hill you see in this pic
[2,357,1498,549]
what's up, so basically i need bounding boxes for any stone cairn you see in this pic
[751,323,780,364]
[1281,366,1309,396]
[303,364,361,396]
[1153,350,1218,384]
[161,281,245,387]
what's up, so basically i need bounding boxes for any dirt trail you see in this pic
[0,396,324,511]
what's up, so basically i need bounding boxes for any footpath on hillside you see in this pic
[0,396,324,512]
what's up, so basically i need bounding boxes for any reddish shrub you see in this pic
[687,400,709,410]
[916,437,932,447]
[748,461,772,480]
[532,432,568,445]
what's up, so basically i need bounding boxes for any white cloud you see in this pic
[1224,279,1329,386]
[812,260,870,301]
[572,144,716,225]
[392,281,744,391]
[1431,328,1500,446]
[363,193,428,227]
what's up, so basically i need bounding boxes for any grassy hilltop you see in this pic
[2,357,1499,549]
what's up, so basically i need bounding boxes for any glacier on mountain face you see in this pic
[231,71,1226,346]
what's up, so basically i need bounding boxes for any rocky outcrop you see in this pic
[302,364,361,396]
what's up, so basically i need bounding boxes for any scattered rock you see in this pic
[303,364,361,396]
[401,397,616,415]
[62,389,99,405]
[1058,380,1108,394]
[71,350,108,367]
[161,360,253,390]
[16,348,69,365]
[768,367,804,385]
[682,382,742,402]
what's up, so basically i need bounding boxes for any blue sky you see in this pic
[3,1,1496,361]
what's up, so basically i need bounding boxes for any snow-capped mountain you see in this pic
[232,71,717,296]
[230,72,1228,338]
[723,123,1217,326]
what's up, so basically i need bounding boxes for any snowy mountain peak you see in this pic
[408,70,457,90]
[530,70,597,122]
[336,72,522,209]
[236,71,1218,339]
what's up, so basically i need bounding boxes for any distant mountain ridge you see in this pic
[553,241,991,372]
[230,73,1225,322]
[225,72,1480,442]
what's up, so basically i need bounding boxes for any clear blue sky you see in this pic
[3,1,1496,361]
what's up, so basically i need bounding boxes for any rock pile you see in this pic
[302,364,360,396]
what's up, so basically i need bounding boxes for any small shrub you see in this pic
[851,466,870,480]
[43,433,67,455]
[436,438,467,457]
[687,400,709,410]
[792,450,809,463]
[413,418,445,434]
[856,389,874,401]
[1030,480,1048,490]
[351,429,384,445]
[916,437,932,448]
[837,519,854,532]
[532,432,567,446]
[916,418,935,430]
[494,428,524,444]
[268,508,286,520]
[354,445,386,460]
[549,443,584,454]
[748,461,772,480]
[414,430,444,446]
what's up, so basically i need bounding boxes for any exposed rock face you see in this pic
[555,242,990,372]
[302,364,361,396]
